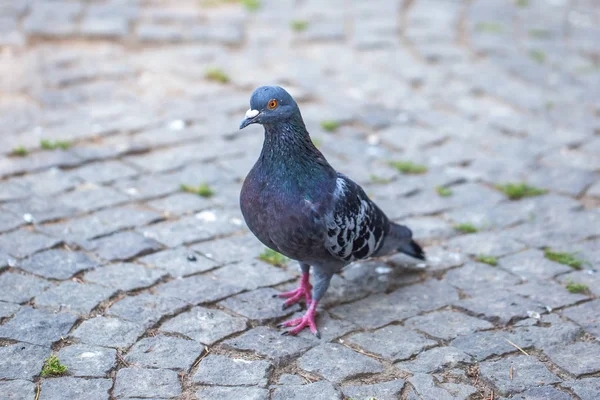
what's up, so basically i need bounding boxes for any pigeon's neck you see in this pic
[259,121,333,180]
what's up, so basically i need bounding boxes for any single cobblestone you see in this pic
[114,368,181,399]
[396,346,472,374]
[19,249,99,279]
[297,343,383,383]
[71,316,145,349]
[223,326,315,366]
[138,247,219,277]
[0,307,77,346]
[0,343,51,380]
[197,386,269,400]
[404,310,493,340]
[44,206,163,242]
[560,300,600,338]
[545,342,600,377]
[0,301,20,318]
[497,249,572,280]
[161,306,247,345]
[126,335,203,370]
[57,344,116,377]
[561,378,600,400]
[272,381,342,400]
[155,272,245,304]
[219,288,300,323]
[341,379,405,400]
[40,377,112,400]
[193,354,271,386]
[0,380,35,400]
[0,272,52,303]
[0,229,61,259]
[108,293,187,328]
[35,281,116,315]
[480,355,561,396]
[84,263,167,292]
[347,325,436,362]
[91,231,162,261]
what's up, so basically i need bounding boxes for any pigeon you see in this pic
[239,86,425,337]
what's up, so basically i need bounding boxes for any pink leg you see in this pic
[278,301,320,338]
[275,272,312,309]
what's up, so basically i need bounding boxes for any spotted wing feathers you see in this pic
[325,174,389,262]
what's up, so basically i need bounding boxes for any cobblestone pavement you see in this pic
[1,0,599,399]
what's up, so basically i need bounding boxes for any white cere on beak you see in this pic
[245,109,259,119]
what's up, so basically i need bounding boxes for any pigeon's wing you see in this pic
[324,173,389,262]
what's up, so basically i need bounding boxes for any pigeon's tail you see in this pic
[386,223,426,260]
[398,238,425,260]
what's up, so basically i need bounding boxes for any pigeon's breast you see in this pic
[240,167,332,262]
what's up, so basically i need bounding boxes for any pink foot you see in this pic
[275,272,312,309]
[278,302,320,338]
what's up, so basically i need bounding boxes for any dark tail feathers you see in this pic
[399,239,426,260]
[391,223,426,260]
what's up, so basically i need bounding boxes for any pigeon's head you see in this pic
[239,86,301,129]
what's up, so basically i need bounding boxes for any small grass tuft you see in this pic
[565,280,588,294]
[40,139,72,150]
[529,49,546,64]
[180,183,215,198]
[515,0,529,7]
[476,254,498,266]
[544,249,584,270]
[259,248,289,266]
[204,68,230,84]
[320,120,340,132]
[436,186,453,197]
[236,0,260,11]
[454,223,478,234]
[388,161,427,175]
[311,138,322,148]
[40,355,67,377]
[495,182,547,200]
[370,175,392,184]
[529,29,551,39]
[11,146,28,156]
[290,20,309,32]
[475,22,504,34]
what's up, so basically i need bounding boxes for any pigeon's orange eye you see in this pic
[268,99,278,109]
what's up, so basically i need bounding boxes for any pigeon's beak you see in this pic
[239,109,260,130]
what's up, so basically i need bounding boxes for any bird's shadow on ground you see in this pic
[320,258,427,308]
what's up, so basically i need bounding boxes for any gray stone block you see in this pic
[0,343,50,380]
[40,377,112,400]
[108,293,187,328]
[193,354,271,386]
[480,355,560,396]
[272,381,342,400]
[35,281,116,315]
[196,386,269,400]
[57,344,116,377]
[71,316,145,349]
[20,249,99,279]
[85,263,167,292]
[347,325,436,362]
[126,335,203,370]
[0,307,76,346]
[114,368,181,399]
[0,272,52,303]
[223,327,315,366]
[297,343,383,383]
[161,306,246,345]
[91,231,162,261]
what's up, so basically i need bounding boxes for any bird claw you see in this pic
[278,304,319,337]
[275,274,312,309]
